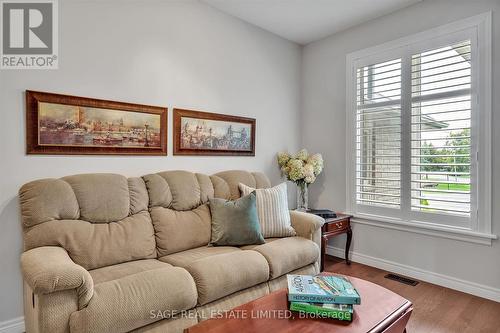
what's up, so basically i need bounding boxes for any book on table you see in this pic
[289,302,353,321]
[287,274,361,305]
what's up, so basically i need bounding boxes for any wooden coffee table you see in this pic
[185,275,412,333]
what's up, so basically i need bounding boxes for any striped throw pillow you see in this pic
[239,182,296,238]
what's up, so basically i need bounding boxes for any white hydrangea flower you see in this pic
[287,159,305,181]
[304,163,315,178]
[307,153,324,176]
[277,149,323,185]
[277,152,291,167]
[305,175,316,184]
[295,149,309,161]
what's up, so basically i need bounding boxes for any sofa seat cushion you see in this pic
[184,250,269,305]
[159,246,241,268]
[240,238,279,250]
[250,237,319,279]
[70,266,197,333]
[89,259,171,285]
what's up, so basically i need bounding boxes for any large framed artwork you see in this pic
[26,91,168,155]
[173,108,255,156]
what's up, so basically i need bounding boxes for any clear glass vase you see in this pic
[296,182,308,211]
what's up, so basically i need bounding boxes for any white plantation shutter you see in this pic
[348,15,492,235]
[356,59,402,209]
[411,41,472,218]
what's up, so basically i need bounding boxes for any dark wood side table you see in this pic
[321,213,353,271]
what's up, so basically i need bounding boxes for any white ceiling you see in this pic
[202,0,422,45]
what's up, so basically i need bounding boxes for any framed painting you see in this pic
[173,108,255,156]
[26,90,168,155]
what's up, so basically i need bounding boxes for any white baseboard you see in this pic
[327,245,500,303]
[0,317,24,333]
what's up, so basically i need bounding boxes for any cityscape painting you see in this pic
[173,108,255,156]
[26,91,168,155]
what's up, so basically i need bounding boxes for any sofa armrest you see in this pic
[290,211,325,249]
[21,246,93,309]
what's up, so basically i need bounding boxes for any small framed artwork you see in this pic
[26,90,168,155]
[173,108,255,156]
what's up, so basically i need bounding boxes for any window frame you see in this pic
[345,12,495,244]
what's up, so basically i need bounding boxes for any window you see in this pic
[356,59,402,209]
[346,13,493,241]
[410,41,472,219]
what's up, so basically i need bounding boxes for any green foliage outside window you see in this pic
[420,129,470,174]
[419,129,470,192]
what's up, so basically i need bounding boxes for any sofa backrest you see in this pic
[19,174,156,270]
[19,170,271,265]
[213,170,271,200]
[143,170,270,257]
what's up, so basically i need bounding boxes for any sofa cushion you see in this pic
[163,171,202,210]
[159,246,241,268]
[19,178,80,228]
[70,266,197,333]
[142,174,173,208]
[250,237,319,279]
[268,264,318,292]
[150,204,212,256]
[209,192,265,246]
[63,174,130,223]
[89,259,171,285]
[195,283,269,321]
[143,171,214,211]
[240,238,279,250]
[128,178,149,215]
[142,170,272,256]
[213,170,271,200]
[23,212,157,270]
[185,251,269,305]
[239,182,296,238]
[20,175,156,270]
[210,175,231,200]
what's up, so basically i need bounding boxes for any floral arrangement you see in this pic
[277,149,324,185]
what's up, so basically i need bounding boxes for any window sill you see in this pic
[351,213,497,245]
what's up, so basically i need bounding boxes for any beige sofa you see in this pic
[19,170,324,333]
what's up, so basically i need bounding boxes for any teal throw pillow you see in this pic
[209,192,265,246]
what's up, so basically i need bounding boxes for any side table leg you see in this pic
[345,228,352,265]
[321,235,327,272]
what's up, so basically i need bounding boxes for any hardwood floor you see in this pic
[324,255,500,333]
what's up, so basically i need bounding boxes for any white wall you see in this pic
[302,0,500,296]
[2,0,498,326]
[0,0,301,322]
